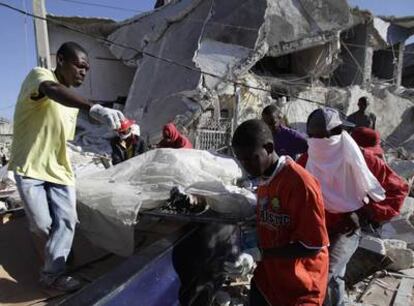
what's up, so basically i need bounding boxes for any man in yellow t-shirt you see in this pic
[9,42,125,292]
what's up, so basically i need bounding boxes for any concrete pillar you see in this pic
[362,33,373,89]
[393,43,405,88]
[33,0,51,69]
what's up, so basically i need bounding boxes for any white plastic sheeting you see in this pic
[76,149,254,256]
[185,181,255,216]
[0,165,16,198]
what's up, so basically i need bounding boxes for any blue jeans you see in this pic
[324,229,361,306]
[15,174,77,281]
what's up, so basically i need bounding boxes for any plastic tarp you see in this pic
[76,149,254,256]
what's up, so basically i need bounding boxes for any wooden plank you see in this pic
[393,278,414,306]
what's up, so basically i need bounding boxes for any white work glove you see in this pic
[130,124,141,136]
[223,248,261,277]
[89,104,125,130]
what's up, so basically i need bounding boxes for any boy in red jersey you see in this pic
[225,119,329,305]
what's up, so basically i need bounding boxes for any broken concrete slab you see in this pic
[389,159,414,180]
[386,248,414,271]
[346,248,393,286]
[381,218,414,246]
[358,276,400,306]
[400,268,414,278]
[393,277,414,306]
[376,237,414,271]
[359,235,386,255]
[398,197,414,219]
[379,197,414,249]
[384,239,408,251]
[264,0,352,57]
[107,0,352,141]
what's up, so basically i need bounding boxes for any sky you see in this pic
[0,0,413,121]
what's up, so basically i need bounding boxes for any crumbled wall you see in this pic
[276,84,414,152]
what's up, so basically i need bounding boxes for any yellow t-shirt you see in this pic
[9,67,79,186]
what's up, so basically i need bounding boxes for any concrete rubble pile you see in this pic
[346,197,414,305]
[358,197,414,270]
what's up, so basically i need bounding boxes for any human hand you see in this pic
[223,253,255,277]
[344,212,360,237]
[89,104,125,129]
[223,248,261,276]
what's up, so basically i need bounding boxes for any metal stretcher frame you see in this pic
[140,207,255,226]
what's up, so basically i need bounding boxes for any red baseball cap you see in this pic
[118,119,136,133]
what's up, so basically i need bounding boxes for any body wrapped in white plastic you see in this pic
[76,149,255,256]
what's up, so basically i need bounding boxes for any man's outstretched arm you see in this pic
[39,81,93,110]
[39,81,125,129]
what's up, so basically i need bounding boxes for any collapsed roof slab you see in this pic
[109,0,212,141]
[264,0,352,56]
[108,0,351,141]
[370,17,413,50]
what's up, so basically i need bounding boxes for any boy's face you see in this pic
[233,143,273,177]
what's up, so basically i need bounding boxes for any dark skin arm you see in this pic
[261,242,320,259]
[38,81,93,110]
[371,114,376,130]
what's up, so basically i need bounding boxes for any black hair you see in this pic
[56,42,87,60]
[306,109,327,137]
[329,126,343,136]
[262,104,278,117]
[358,96,368,104]
[232,119,273,149]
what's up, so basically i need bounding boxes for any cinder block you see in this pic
[383,239,408,250]
[386,248,414,271]
[359,235,386,255]
[380,218,414,245]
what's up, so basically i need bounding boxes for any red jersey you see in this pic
[255,159,329,306]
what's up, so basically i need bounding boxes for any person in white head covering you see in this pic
[297,107,385,306]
